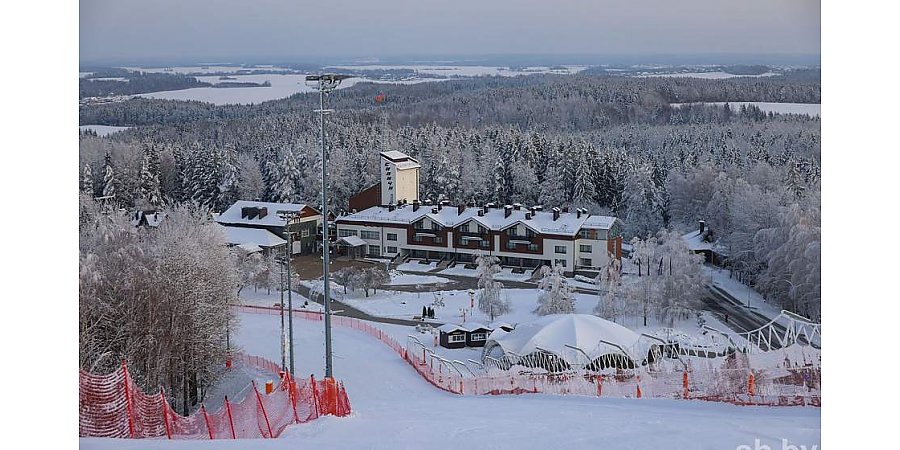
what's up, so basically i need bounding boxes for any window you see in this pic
[470,332,486,341]
[301,228,310,238]
[448,334,466,343]
[338,229,358,237]
[386,246,398,254]
[579,229,591,239]
[414,221,424,230]
[580,244,592,253]
[361,230,379,240]
[434,236,443,244]
[555,259,567,267]
[555,245,567,254]
[368,245,380,256]
[525,229,535,238]
[580,258,592,267]
[480,241,490,249]
[528,244,539,252]
[413,235,423,243]
[432,223,442,231]
[386,233,398,241]
[507,241,517,250]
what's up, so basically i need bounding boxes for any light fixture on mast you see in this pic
[304,73,353,379]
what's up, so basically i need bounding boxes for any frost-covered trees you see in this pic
[594,256,623,322]
[79,200,239,415]
[534,264,576,315]
[238,251,279,295]
[476,254,510,319]
[81,164,94,195]
[102,152,116,199]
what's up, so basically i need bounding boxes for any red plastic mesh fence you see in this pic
[233,305,820,408]
[79,351,351,439]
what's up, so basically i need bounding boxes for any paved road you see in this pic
[701,284,807,351]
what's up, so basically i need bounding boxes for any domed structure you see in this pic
[482,314,648,372]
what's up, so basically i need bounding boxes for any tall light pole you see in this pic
[306,74,352,379]
[277,211,299,376]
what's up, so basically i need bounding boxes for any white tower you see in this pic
[380,151,420,206]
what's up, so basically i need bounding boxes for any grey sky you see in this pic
[80,0,820,64]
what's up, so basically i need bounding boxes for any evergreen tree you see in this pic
[102,152,116,200]
[81,164,94,196]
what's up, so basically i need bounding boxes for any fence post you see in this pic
[310,375,320,417]
[224,396,236,439]
[682,370,689,399]
[121,360,136,439]
[160,387,172,439]
[636,376,642,399]
[748,372,756,397]
[252,381,274,438]
[596,376,603,397]
[201,404,214,439]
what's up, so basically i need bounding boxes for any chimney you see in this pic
[504,205,512,218]
[533,205,543,211]
[458,204,465,215]
[257,207,267,219]
[432,207,439,214]
[552,207,560,221]
[562,207,569,213]
[413,200,420,212]
[241,206,252,219]
[245,207,259,220]
[437,203,442,211]
[525,212,532,220]
[477,209,485,217]
[513,203,522,211]
[577,210,582,219]
[699,220,706,234]
[388,204,396,212]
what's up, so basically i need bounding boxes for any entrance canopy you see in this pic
[337,235,367,247]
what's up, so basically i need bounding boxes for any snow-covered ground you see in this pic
[81,310,820,449]
[396,261,437,272]
[239,288,324,312]
[121,65,294,75]
[79,125,130,136]
[387,273,450,286]
[672,101,821,117]
[638,71,780,79]
[494,267,534,282]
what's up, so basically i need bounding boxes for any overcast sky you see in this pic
[80,0,820,64]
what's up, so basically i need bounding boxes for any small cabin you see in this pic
[465,323,493,347]
[438,324,469,349]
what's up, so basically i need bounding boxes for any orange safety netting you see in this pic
[79,352,351,439]
[234,305,820,408]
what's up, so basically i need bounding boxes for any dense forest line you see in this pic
[79,70,821,318]
[79,69,211,98]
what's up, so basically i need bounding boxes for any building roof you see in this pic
[438,323,469,333]
[484,314,644,363]
[380,151,421,169]
[682,229,727,254]
[216,200,317,228]
[219,225,286,248]
[237,243,263,254]
[131,210,166,228]
[337,204,619,237]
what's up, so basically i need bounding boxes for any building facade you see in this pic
[216,200,322,255]
[335,201,623,273]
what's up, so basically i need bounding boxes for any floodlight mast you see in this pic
[306,73,353,379]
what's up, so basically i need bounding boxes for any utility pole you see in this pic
[306,74,352,379]
[279,256,286,372]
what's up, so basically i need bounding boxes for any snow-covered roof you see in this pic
[337,205,619,237]
[381,150,415,162]
[465,322,491,331]
[219,225,286,248]
[485,314,643,362]
[131,210,166,228]
[216,200,314,228]
[337,235,367,247]
[438,323,469,333]
[682,230,727,254]
[237,243,263,253]
[488,320,514,330]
